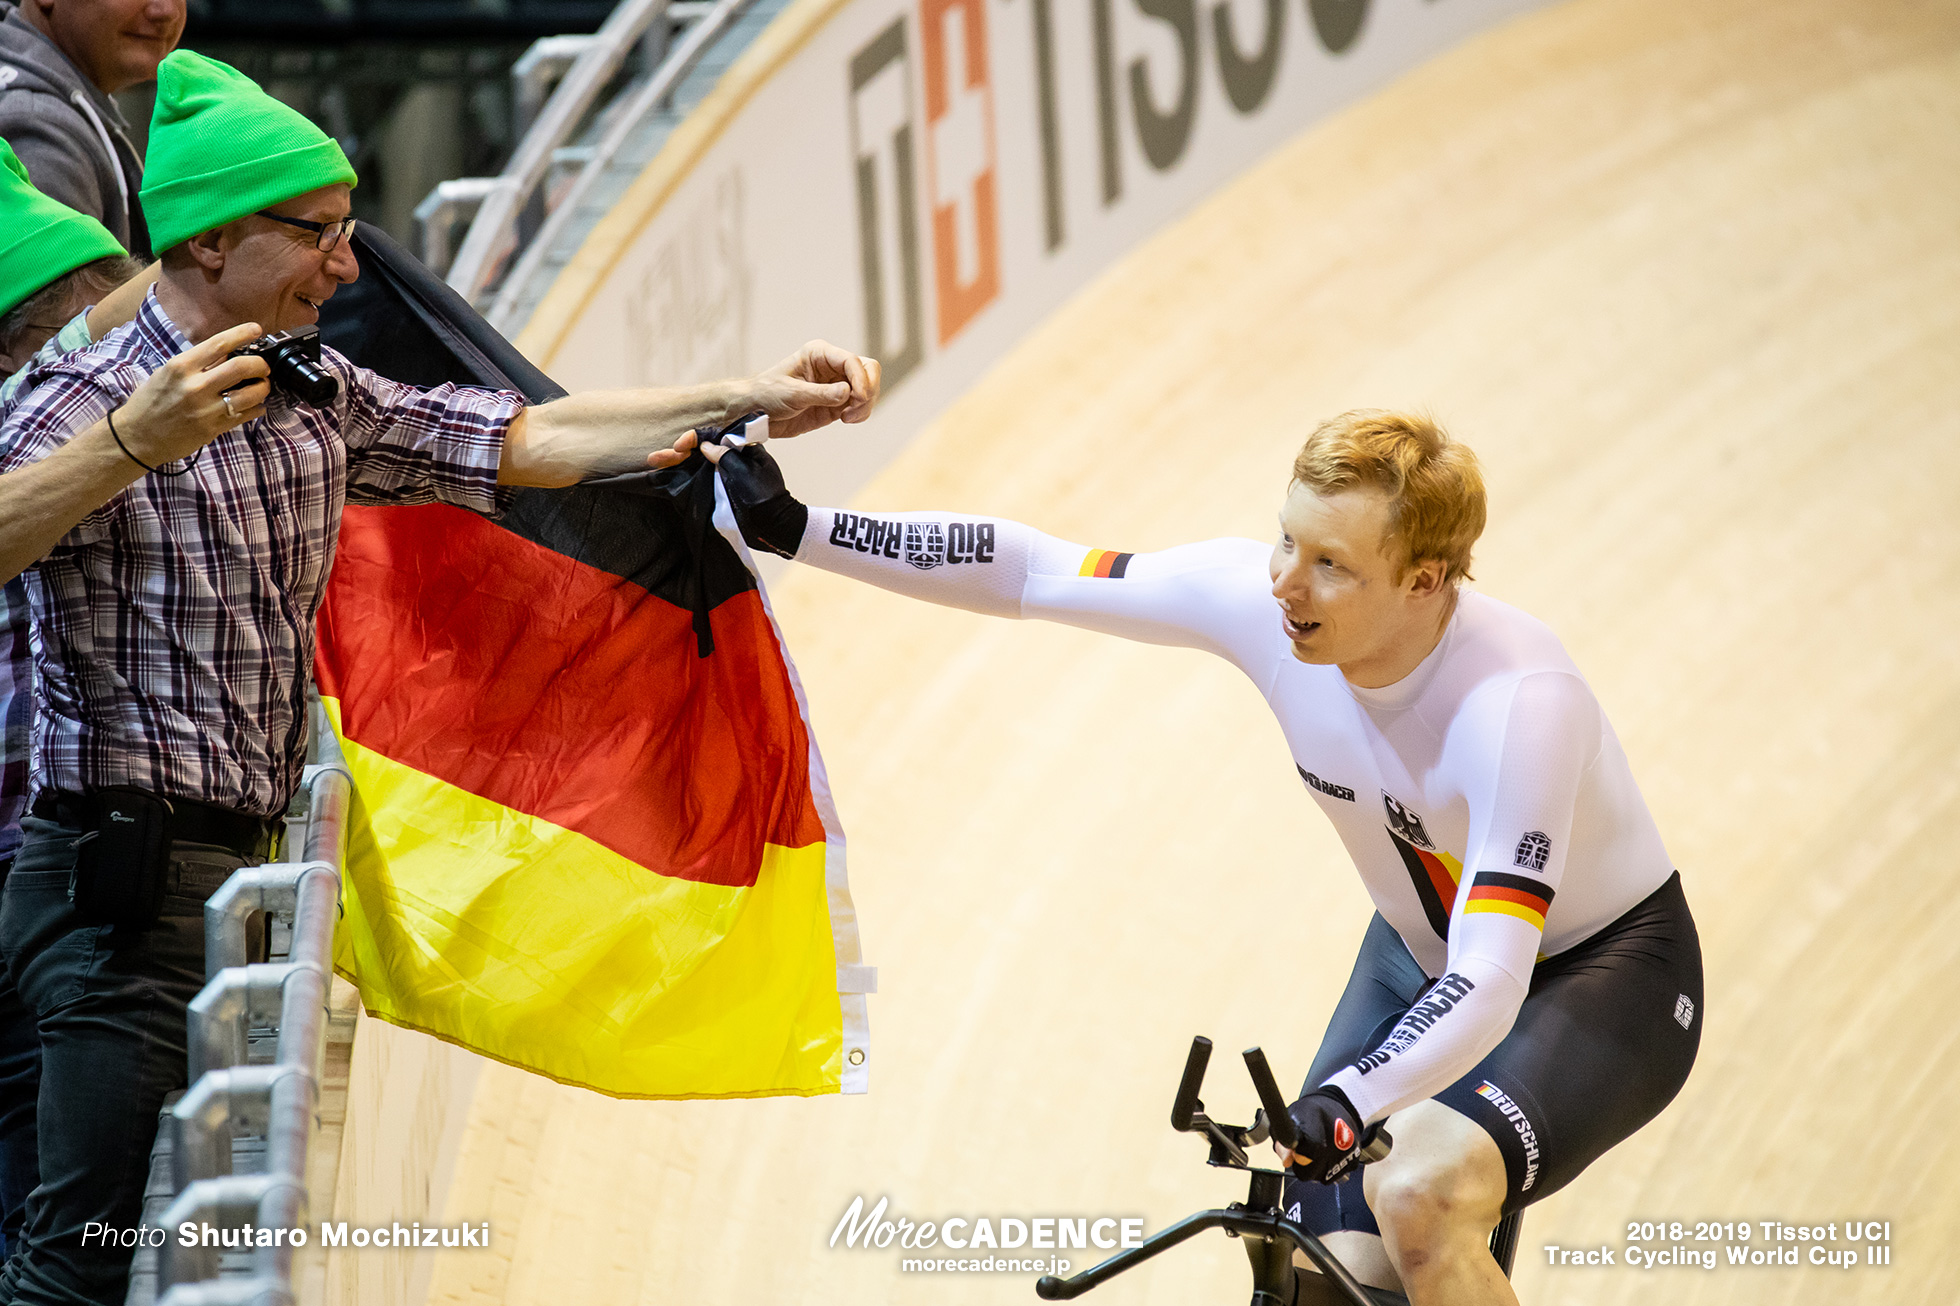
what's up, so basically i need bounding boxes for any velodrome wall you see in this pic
[517,0,1562,506]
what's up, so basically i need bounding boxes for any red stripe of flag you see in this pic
[317,504,824,887]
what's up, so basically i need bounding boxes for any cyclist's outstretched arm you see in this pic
[1317,672,1600,1124]
[792,503,1281,676]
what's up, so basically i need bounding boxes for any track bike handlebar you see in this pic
[1242,1046,1301,1153]
[1170,1037,1211,1132]
[1245,1042,1392,1166]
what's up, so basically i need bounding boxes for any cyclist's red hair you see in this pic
[1292,410,1485,583]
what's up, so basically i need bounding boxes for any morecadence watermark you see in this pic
[830,1196,1144,1274]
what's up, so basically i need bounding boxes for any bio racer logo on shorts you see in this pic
[1475,1080,1541,1192]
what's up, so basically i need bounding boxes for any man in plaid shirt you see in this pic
[0,52,878,1305]
[0,135,276,1284]
[1,314,262,842]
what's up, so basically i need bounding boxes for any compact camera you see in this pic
[229,324,339,407]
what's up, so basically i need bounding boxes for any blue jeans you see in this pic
[0,856,35,1264]
[0,815,249,1306]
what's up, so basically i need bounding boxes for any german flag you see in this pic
[313,227,869,1098]
[1078,548,1133,578]
[1463,871,1556,932]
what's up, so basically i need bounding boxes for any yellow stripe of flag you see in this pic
[324,699,843,1099]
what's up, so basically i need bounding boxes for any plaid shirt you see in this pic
[0,291,522,817]
[0,310,96,858]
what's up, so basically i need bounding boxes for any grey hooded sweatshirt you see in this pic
[0,1,148,254]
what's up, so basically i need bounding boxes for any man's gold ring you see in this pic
[221,392,236,419]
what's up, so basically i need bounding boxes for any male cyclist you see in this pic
[700,410,1702,1305]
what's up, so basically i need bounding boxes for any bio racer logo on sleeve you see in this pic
[904,520,994,569]
[825,513,996,569]
[1348,973,1476,1076]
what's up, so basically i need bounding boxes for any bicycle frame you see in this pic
[1035,1166,1378,1303]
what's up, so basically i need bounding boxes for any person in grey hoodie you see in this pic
[0,0,183,254]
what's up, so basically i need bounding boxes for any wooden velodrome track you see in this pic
[330,0,1959,1302]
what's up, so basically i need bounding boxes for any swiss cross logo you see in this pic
[848,4,1001,396]
[920,0,1001,345]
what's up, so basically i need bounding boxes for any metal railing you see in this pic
[415,0,758,321]
[152,763,350,1306]
[478,0,755,328]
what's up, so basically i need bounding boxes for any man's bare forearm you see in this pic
[0,422,146,582]
[498,381,740,487]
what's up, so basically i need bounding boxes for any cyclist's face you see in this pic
[1269,482,1447,683]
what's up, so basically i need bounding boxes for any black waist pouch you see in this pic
[72,788,173,928]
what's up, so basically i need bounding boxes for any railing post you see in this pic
[156,761,349,1301]
[413,177,500,274]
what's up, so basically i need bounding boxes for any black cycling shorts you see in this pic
[1283,870,1702,1230]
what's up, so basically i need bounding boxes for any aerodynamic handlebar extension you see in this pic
[1170,1037,1211,1132]
[1241,1047,1300,1153]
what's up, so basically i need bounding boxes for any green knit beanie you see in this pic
[140,51,357,254]
[0,139,127,319]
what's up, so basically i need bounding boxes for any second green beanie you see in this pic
[0,138,126,320]
[140,51,357,254]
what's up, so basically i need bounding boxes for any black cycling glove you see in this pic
[713,441,809,560]
[1284,1085,1367,1185]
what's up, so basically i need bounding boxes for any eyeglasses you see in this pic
[254,210,357,252]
